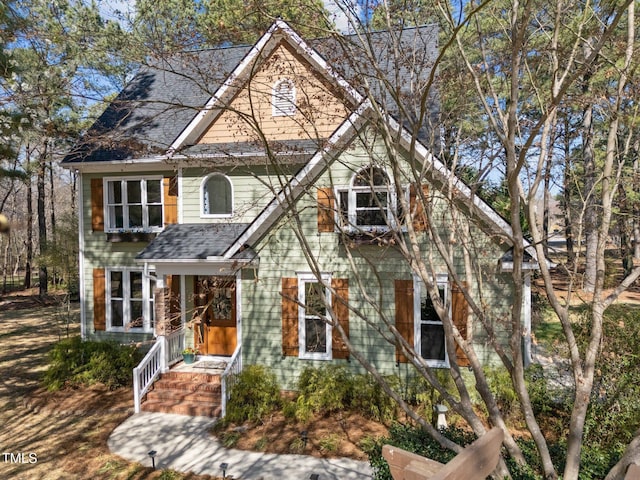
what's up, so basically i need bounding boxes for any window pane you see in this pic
[421,286,444,321]
[205,176,232,214]
[128,205,143,228]
[356,192,388,208]
[130,271,143,298]
[354,167,389,186]
[110,271,123,297]
[127,180,142,203]
[305,317,327,353]
[107,181,121,204]
[148,205,162,227]
[339,191,349,224]
[147,180,162,203]
[109,206,124,229]
[305,282,326,316]
[421,323,446,361]
[130,300,143,327]
[111,300,124,327]
[356,209,386,226]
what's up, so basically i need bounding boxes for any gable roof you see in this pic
[62,21,438,166]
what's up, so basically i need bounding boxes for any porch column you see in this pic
[153,275,169,337]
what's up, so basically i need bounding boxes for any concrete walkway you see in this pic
[108,412,373,479]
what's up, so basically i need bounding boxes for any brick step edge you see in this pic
[151,380,222,393]
[160,372,221,383]
[146,389,221,404]
[141,400,221,417]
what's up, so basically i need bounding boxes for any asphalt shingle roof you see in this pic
[62,25,438,165]
[136,223,251,261]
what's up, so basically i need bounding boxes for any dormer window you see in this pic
[272,79,296,117]
[202,173,233,217]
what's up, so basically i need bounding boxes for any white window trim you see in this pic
[333,167,400,233]
[200,173,234,218]
[106,267,156,333]
[272,78,296,117]
[103,176,164,233]
[414,273,449,368]
[298,272,332,360]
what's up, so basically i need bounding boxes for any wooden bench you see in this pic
[626,463,640,480]
[382,427,504,480]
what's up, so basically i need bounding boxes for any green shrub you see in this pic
[43,337,141,390]
[295,365,353,421]
[225,364,281,423]
[485,366,519,417]
[351,374,398,423]
[293,365,400,423]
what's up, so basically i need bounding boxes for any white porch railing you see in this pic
[166,327,185,367]
[133,328,185,414]
[221,345,242,418]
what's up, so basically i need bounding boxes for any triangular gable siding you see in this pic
[197,42,350,145]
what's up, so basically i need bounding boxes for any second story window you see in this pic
[272,79,296,117]
[202,173,233,217]
[105,178,163,232]
[337,166,396,231]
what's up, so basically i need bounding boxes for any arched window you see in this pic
[202,173,233,217]
[272,79,296,117]
[339,166,394,229]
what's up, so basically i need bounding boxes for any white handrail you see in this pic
[133,338,164,414]
[165,327,185,367]
[220,345,242,418]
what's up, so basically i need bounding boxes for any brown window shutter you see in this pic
[163,176,178,225]
[409,184,429,232]
[331,278,350,360]
[93,268,106,331]
[90,178,104,232]
[394,279,414,364]
[281,277,299,356]
[451,281,470,367]
[317,188,335,233]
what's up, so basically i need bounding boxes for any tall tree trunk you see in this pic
[633,136,640,259]
[581,44,598,292]
[37,154,48,297]
[24,177,33,290]
[562,114,575,266]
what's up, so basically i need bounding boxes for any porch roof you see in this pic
[136,223,254,262]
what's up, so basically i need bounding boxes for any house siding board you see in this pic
[236,143,515,389]
[197,42,349,145]
[181,166,298,224]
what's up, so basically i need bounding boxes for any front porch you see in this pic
[132,327,242,418]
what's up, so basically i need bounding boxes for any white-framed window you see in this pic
[298,272,332,360]
[414,274,448,367]
[201,173,233,217]
[272,79,296,117]
[104,177,163,232]
[336,166,397,231]
[107,267,156,332]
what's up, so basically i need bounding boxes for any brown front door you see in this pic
[194,276,237,356]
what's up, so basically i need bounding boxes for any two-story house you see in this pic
[62,21,537,416]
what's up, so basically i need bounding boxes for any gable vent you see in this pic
[272,79,296,117]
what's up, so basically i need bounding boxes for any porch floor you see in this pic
[171,357,228,375]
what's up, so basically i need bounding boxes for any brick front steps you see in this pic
[141,371,222,417]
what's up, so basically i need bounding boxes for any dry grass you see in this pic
[0,293,218,480]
